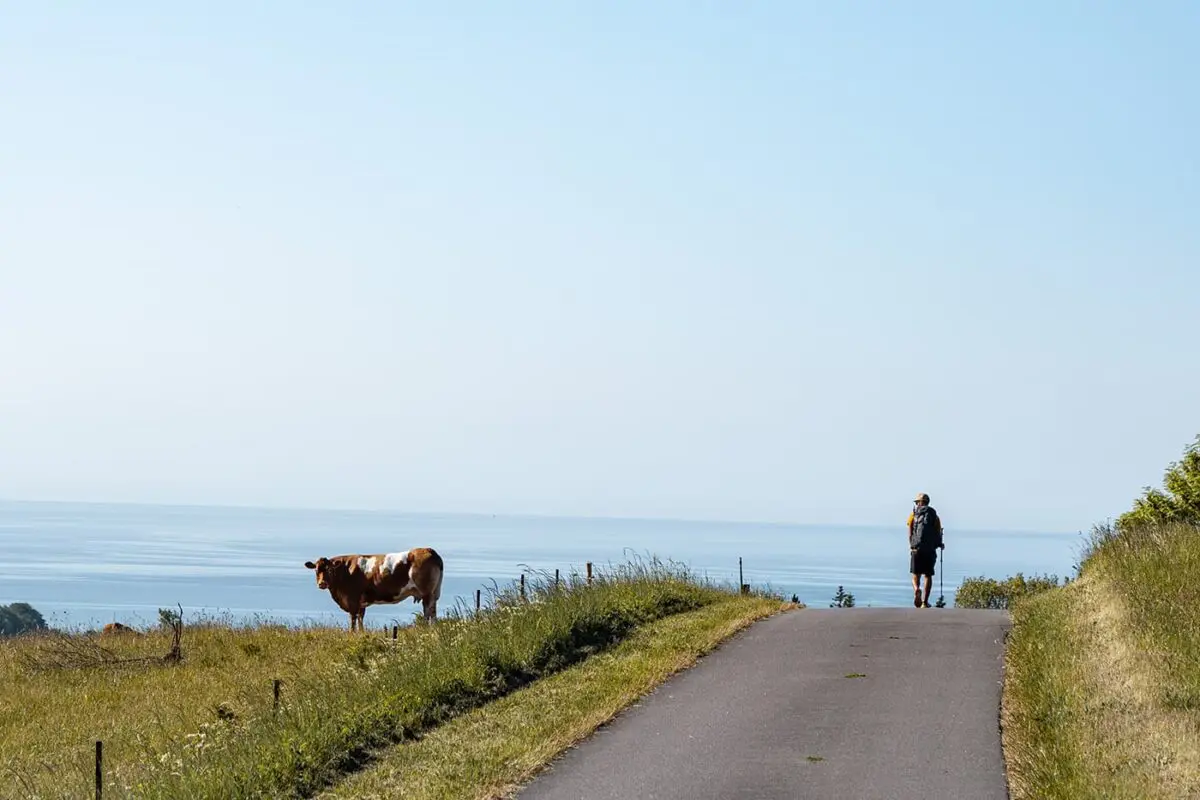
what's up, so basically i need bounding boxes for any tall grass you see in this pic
[1000,433,1200,797]
[1000,587,1105,798]
[1084,521,1200,710]
[0,557,740,799]
[1001,522,1200,798]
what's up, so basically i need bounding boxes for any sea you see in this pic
[0,500,1083,631]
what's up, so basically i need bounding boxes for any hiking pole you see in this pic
[935,546,946,608]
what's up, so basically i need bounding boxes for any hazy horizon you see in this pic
[3,4,1197,535]
[0,493,1109,538]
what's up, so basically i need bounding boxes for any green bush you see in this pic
[0,603,46,637]
[954,573,1063,610]
[1072,433,1200,574]
[1118,433,1200,532]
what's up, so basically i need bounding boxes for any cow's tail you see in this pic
[429,548,444,602]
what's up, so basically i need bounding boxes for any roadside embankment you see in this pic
[1002,522,1200,799]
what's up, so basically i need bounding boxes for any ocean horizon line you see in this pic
[0,496,1080,538]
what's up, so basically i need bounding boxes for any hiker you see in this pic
[907,492,944,608]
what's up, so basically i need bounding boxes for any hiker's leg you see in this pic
[922,574,933,604]
[909,551,924,607]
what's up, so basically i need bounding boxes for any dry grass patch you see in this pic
[317,596,791,800]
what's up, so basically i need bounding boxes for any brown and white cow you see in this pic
[304,547,444,631]
[100,621,140,637]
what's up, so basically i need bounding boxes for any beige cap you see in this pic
[914,492,930,504]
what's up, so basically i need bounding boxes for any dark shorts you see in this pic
[910,548,937,576]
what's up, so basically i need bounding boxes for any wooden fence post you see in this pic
[555,568,560,589]
[95,740,102,800]
[586,562,593,584]
[520,573,525,600]
[273,678,281,712]
[392,625,398,640]
[475,589,481,613]
[740,557,748,594]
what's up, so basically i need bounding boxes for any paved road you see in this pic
[516,608,1012,800]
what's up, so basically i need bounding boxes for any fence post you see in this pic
[392,625,398,640]
[740,557,749,594]
[475,589,481,613]
[520,573,525,600]
[555,568,560,589]
[586,562,593,584]
[273,678,282,712]
[95,740,102,800]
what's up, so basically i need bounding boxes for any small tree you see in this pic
[830,586,856,608]
[0,602,47,637]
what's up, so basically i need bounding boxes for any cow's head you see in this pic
[304,557,332,590]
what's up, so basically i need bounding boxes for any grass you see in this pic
[1092,523,1200,712]
[315,595,790,800]
[0,558,754,799]
[1001,522,1200,799]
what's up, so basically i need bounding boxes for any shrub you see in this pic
[0,603,46,637]
[1117,433,1200,532]
[1071,433,1200,575]
[954,573,1063,610]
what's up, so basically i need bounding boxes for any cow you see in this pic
[101,622,140,637]
[304,547,444,632]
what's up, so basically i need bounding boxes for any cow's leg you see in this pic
[422,595,437,622]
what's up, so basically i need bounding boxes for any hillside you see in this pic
[1001,435,1200,799]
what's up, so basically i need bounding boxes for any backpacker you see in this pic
[910,505,942,551]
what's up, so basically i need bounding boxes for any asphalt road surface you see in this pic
[516,608,1012,800]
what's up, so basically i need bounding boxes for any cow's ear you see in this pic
[304,561,316,570]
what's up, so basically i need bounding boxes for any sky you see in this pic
[1,3,1197,533]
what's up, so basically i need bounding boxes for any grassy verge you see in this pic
[1001,523,1200,799]
[318,595,789,800]
[0,559,745,799]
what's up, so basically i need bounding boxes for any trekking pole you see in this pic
[936,546,946,608]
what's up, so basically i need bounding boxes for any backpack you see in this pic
[910,505,943,551]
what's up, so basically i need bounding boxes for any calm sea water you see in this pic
[0,501,1082,630]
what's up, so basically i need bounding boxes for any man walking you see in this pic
[907,493,944,608]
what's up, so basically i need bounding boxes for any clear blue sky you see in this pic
[2,3,1197,532]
